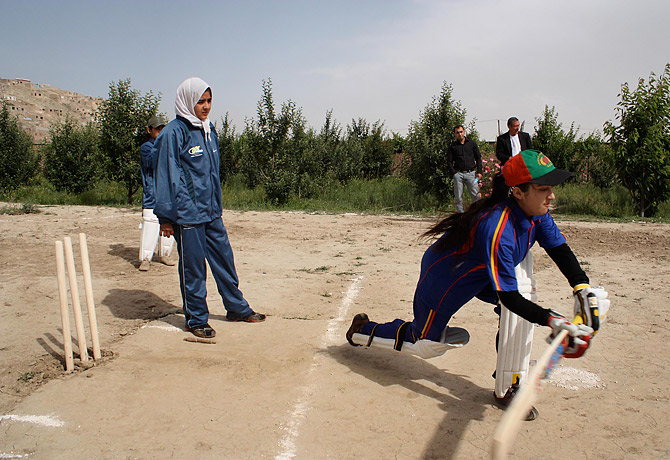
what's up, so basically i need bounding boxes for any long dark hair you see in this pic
[422,173,529,252]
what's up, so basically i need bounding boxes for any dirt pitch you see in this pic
[1,204,669,460]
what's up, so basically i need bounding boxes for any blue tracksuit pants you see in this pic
[174,217,252,328]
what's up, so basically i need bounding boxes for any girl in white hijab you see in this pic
[154,77,266,339]
[175,77,212,140]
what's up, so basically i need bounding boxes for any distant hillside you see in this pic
[0,78,102,143]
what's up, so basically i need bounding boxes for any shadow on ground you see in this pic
[327,343,490,460]
[109,243,139,268]
[102,289,178,320]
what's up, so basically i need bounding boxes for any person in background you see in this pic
[495,116,532,165]
[447,125,482,213]
[139,115,175,271]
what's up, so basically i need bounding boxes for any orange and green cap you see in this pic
[502,149,572,186]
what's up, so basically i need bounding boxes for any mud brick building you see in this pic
[0,78,102,143]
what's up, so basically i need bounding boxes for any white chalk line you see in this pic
[141,323,182,332]
[274,276,363,460]
[0,453,33,459]
[0,414,64,427]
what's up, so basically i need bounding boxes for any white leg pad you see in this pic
[351,326,470,359]
[495,252,536,398]
[139,209,160,262]
[159,234,175,257]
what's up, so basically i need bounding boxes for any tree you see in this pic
[97,79,161,204]
[218,113,241,185]
[532,105,578,172]
[240,79,306,204]
[405,82,475,202]
[604,64,670,217]
[0,103,38,191]
[574,132,614,189]
[346,118,393,179]
[43,118,100,193]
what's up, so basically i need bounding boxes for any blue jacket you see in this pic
[140,139,157,209]
[153,116,222,225]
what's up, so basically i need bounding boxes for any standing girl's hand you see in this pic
[160,223,174,238]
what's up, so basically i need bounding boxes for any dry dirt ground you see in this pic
[0,204,669,460]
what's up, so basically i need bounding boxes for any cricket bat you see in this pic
[491,292,609,460]
[491,325,571,460]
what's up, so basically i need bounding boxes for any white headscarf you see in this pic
[175,77,212,140]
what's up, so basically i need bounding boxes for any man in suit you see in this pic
[496,117,532,165]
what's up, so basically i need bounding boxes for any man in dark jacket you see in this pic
[496,117,532,165]
[447,125,482,213]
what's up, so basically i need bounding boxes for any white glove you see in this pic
[573,284,601,334]
[547,311,593,358]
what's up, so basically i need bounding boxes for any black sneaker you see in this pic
[226,311,266,323]
[186,324,216,338]
[492,383,539,421]
[346,313,369,346]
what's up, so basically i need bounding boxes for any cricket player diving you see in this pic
[346,150,609,420]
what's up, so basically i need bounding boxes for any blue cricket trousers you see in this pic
[174,217,253,328]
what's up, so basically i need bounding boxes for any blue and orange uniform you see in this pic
[358,198,567,343]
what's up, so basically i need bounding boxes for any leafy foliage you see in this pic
[405,82,476,202]
[97,79,160,204]
[574,132,614,189]
[0,103,38,191]
[604,64,670,217]
[43,118,100,193]
[532,105,578,172]
[218,112,241,185]
[239,79,305,204]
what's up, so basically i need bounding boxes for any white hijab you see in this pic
[175,77,212,140]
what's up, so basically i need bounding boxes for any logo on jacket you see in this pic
[188,146,203,157]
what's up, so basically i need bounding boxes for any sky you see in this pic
[1,0,668,141]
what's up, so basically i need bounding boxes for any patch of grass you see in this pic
[17,372,35,382]
[297,266,331,274]
[3,173,669,222]
[1,176,139,207]
[554,183,636,218]
[221,175,273,210]
[0,202,40,215]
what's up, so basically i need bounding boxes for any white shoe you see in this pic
[139,259,150,271]
[157,255,176,266]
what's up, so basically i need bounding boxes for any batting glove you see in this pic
[573,284,601,334]
[547,311,593,359]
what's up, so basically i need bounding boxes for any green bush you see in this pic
[405,82,475,202]
[43,119,100,193]
[0,103,39,191]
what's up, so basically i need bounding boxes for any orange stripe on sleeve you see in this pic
[489,209,509,291]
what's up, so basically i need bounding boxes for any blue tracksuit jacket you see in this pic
[153,116,222,225]
[140,139,157,209]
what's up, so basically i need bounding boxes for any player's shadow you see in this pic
[102,289,179,320]
[327,344,491,460]
[108,243,140,268]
